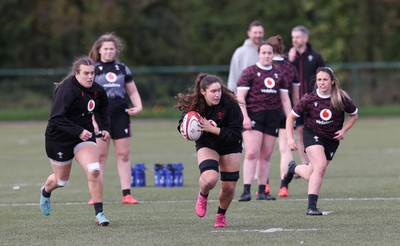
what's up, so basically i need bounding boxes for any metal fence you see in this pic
[1,62,399,110]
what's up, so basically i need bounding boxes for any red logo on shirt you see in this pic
[264,78,275,88]
[217,112,223,120]
[106,72,117,83]
[87,99,95,112]
[320,109,332,121]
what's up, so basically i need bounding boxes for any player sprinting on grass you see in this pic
[40,56,111,226]
[283,67,358,215]
[174,73,243,228]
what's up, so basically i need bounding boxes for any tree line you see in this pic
[1,0,400,69]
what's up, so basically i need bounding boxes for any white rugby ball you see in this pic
[182,111,202,141]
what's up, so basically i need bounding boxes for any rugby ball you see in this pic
[181,111,202,141]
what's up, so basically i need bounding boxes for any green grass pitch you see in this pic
[0,117,399,245]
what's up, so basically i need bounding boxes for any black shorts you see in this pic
[248,109,280,137]
[278,110,286,129]
[295,114,305,127]
[196,142,242,156]
[45,137,96,162]
[109,112,131,139]
[303,130,340,161]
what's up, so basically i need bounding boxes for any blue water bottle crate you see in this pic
[173,162,184,187]
[164,164,174,187]
[153,163,184,188]
[131,163,146,187]
[153,163,165,187]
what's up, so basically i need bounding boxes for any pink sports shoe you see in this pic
[277,187,288,197]
[214,214,226,228]
[195,193,208,217]
[122,194,138,204]
[88,198,94,205]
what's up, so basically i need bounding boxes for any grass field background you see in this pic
[0,117,399,245]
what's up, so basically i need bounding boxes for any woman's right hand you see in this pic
[287,137,298,151]
[242,117,252,130]
[79,129,93,141]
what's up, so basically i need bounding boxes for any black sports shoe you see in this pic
[306,208,323,216]
[256,193,276,201]
[238,192,251,202]
[282,160,297,187]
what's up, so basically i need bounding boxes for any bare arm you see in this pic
[280,91,292,117]
[125,81,143,116]
[236,89,251,130]
[334,114,358,140]
[291,85,299,106]
[286,112,297,151]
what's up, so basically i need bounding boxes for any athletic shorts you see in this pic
[295,114,305,128]
[248,109,280,137]
[45,137,96,162]
[278,110,286,129]
[303,129,340,161]
[109,112,131,140]
[196,142,242,156]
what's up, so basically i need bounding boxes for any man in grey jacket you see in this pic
[227,20,264,94]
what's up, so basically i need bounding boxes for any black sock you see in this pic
[289,161,297,175]
[217,206,227,215]
[122,189,131,197]
[94,202,103,215]
[258,185,266,195]
[243,184,251,193]
[308,194,319,210]
[199,192,208,198]
[280,180,287,189]
[266,178,269,185]
[42,187,51,198]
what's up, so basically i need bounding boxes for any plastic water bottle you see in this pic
[154,163,165,187]
[164,164,174,187]
[130,166,136,187]
[134,163,146,187]
[173,163,184,187]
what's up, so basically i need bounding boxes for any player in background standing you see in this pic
[283,67,358,215]
[227,20,264,94]
[40,56,111,226]
[266,35,300,197]
[88,33,143,205]
[288,26,325,167]
[175,73,243,228]
[237,41,291,202]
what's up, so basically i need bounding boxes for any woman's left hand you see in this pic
[126,107,142,116]
[198,117,215,134]
[334,129,345,140]
[99,130,110,141]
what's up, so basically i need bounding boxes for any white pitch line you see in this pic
[1,197,400,207]
[212,228,321,233]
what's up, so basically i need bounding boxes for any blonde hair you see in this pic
[88,32,125,62]
[316,67,351,111]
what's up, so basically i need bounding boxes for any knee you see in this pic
[99,152,108,163]
[116,150,130,162]
[311,162,328,177]
[87,162,101,179]
[245,150,259,160]
[199,159,219,188]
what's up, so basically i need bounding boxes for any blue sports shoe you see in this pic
[95,212,110,226]
[39,186,51,216]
